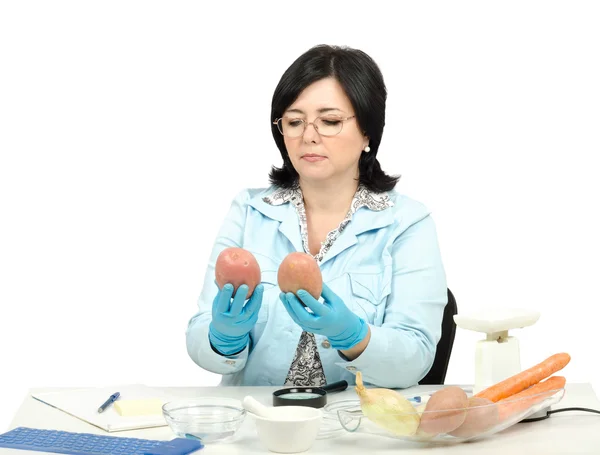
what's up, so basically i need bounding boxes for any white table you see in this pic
[3,383,600,454]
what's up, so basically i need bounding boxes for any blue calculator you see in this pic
[0,427,203,455]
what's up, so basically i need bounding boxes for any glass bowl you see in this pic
[335,387,565,444]
[320,400,361,439]
[322,395,426,439]
[162,397,246,443]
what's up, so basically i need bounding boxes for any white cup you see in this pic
[251,405,322,453]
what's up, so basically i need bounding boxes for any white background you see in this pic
[1,0,599,431]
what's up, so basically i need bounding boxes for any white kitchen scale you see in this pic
[454,308,541,395]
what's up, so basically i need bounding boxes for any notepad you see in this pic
[31,384,173,432]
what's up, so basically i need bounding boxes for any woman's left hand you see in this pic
[279,283,369,350]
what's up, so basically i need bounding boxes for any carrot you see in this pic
[474,353,570,402]
[496,376,566,421]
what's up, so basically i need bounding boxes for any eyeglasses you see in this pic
[273,115,356,138]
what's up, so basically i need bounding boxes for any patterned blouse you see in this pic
[263,183,394,263]
[262,183,394,385]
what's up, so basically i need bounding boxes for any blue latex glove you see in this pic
[279,283,368,351]
[209,282,264,356]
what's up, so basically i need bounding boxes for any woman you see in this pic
[186,44,448,388]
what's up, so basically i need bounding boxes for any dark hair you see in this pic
[268,44,400,193]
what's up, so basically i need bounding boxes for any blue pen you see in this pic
[97,392,120,413]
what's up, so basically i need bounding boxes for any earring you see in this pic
[364,146,371,153]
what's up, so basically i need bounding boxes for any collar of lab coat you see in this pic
[247,186,397,265]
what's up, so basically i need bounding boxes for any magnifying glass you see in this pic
[272,380,349,408]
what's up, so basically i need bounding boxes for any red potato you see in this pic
[215,247,261,297]
[448,397,499,438]
[417,386,469,436]
[277,252,322,299]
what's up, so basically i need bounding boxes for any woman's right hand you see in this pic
[208,282,264,356]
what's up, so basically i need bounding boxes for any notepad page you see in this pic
[31,384,173,432]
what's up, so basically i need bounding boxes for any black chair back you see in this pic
[419,288,458,385]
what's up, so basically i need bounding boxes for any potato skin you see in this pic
[277,252,322,299]
[448,397,499,438]
[215,247,261,297]
[417,386,469,436]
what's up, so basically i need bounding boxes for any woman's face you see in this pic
[282,77,369,186]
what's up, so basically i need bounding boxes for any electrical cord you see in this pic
[520,407,600,423]
[548,407,600,416]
